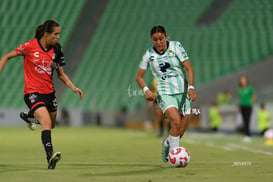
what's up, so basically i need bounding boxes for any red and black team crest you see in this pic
[29,93,37,103]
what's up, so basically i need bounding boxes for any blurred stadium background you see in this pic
[0,0,273,134]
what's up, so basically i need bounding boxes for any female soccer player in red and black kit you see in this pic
[0,20,84,169]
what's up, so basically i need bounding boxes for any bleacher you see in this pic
[0,0,86,109]
[1,0,272,111]
[60,0,273,111]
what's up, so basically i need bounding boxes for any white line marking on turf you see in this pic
[185,133,273,155]
[185,138,234,151]
[221,146,234,151]
[228,143,273,155]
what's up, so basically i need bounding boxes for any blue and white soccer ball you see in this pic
[168,147,190,168]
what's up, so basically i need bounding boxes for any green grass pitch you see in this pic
[0,127,273,182]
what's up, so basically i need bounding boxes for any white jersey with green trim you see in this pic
[139,41,189,95]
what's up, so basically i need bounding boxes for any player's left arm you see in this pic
[182,60,197,102]
[56,67,84,99]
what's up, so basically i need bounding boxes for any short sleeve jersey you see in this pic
[15,38,57,95]
[139,41,189,95]
[238,85,255,107]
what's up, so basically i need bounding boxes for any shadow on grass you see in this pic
[0,164,46,173]
[64,163,193,177]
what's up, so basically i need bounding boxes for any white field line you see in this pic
[184,138,234,151]
[184,136,273,155]
[227,143,273,155]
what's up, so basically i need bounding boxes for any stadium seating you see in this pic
[1,0,272,111]
[0,0,86,109]
[60,0,273,110]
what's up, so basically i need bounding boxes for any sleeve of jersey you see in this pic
[53,42,66,67]
[175,41,189,63]
[15,41,31,56]
[139,51,149,70]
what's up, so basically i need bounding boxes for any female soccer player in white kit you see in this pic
[136,25,197,162]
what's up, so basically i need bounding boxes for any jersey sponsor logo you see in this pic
[159,62,171,73]
[159,62,179,80]
[33,52,39,57]
[161,74,179,80]
[159,62,170,80]
[35,60,52,75]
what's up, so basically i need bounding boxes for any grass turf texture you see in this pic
[0,127,273,182]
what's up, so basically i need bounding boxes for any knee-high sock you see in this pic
[41,130,53,162]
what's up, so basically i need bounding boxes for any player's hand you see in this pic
[73,87,84,99]
[145,90,155,101]
[188,89,196,102]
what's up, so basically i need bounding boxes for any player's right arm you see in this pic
[137,50,156,101]
[0,50,18,74]
[136,68,155,101]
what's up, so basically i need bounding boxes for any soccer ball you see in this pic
[168,147,190,168]
[264,129,273,140]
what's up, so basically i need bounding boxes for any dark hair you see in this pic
[35,20,60,40]
[150,25,167,37]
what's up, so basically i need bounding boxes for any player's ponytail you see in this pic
[35,24,44,40]
[34,20,60,40]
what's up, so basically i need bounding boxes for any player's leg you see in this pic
[166,118,171,133]
[45,92,61,167]
[240,107,248,135]
[178,93,191,138]
[21,93,40,130]
[49,111,57,129]
[157,94,182,162]
[165,107,181,150]
[20,112,38,130]
[155,107,164,137]
[240,106,252,142]
[34,107,61,169]
[47,92,58,129]
[46,93,61,169]
[179,114,189,138]
[34,106,53,160]
[244,107,252,137]
[47,111,61,169]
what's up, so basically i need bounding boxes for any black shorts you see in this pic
[24,92,58,115]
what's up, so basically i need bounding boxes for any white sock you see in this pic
[169,135,180,151]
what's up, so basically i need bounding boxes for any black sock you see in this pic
[41,130,54,162]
